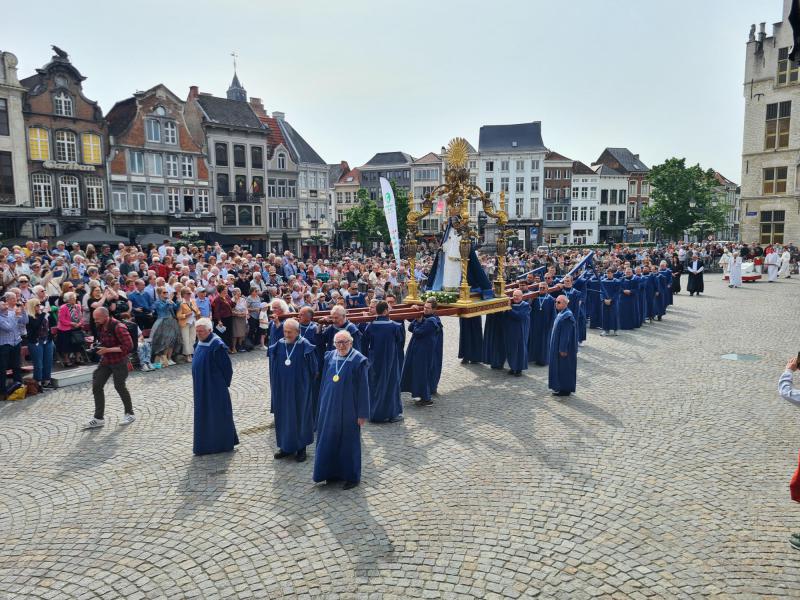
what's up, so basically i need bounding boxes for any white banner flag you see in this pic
[379,177,402,263]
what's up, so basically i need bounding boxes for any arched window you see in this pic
[233,144,246,168]
[31,173,53,208]
[217,173,229,194]
[28,128,50,161]
[54,92,73,117]
[277,152,286,170]
[55,131,77,162]
[59,175,80,210]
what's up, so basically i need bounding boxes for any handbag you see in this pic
[69,328,86,346]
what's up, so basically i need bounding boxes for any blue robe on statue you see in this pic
[548,308,578,394]
[600,277,621,332]
[320,320,362,352]
[586,276,603,329]
[482,312,507,368]
[268,337,318,453]
[458,316,484,363]
[529,294,555,366]
[619,277,639,330]
[313,350,370,483]
[400,316,442,401]
[362,317,405,422]
[504,301,530,371]
[192,334,239,455]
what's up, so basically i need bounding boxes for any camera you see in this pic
[86,343,102,364]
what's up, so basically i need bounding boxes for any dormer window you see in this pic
[54,92,73,117]
[277,152,286,170]
[146,119,161,142]
[164,121,177,144]
[54,75,68,88]
[155,106,167,116]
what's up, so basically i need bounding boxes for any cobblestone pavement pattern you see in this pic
[1,277,799,599]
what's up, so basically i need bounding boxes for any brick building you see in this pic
[543,150,573,244]
[20,47,108,238]
[105,84,212,241]
[592,147,650,242]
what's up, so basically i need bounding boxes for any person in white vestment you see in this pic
[765,249,780,283]
[728,252,743,288]
[718,249,731,277]
[779,248,792,279]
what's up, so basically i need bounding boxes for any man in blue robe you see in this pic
[504,290,530,376]
[313,330,370,490]
[298,306,324,416]
[529,282,555,366]
[320,305,362,352]
[643,266,658,323]
[634,267,648,326]
[400,299,442,406]
[619,268,639,330]
[562,275,586,345]
[268,298,289,346]
[600,269,621,336]
[585,273,603,330]
[458,316,483,364]
[655,262,672,318]
[192,318,239,455]
[268,318,317,462]
[362,301,405,422]
[548,295,578,397]
[481,311,507,369]
[659,261,674,307]
[429,302,444,396]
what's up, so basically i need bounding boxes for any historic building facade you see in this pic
[740,0,800,244]
[0,50,33,240]
[106,84,212,241]
[542,151,573,245]
[20,47,108,238]
[360,152,414,205]
[411,152,444,236]
[592,147,649,242]
[570,161,600,245]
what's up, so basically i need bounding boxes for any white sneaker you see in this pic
[119,414,136,426]
[600,331,608,337]
[257,345,267,350]
[84,417,105,429]
[141,364,152,372]
[167,359,177,366]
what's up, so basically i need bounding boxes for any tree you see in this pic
[340,182,410,250]
[389,179,410,242]
[641,158,727,241]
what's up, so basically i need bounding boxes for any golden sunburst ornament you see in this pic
[446,137,470,169]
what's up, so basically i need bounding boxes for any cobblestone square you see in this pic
[1,276,799,599]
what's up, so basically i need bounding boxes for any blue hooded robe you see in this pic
[313,349,370,483]
[619,276,639,330]
[643,273,657,320]
[529,294,555,366]
[458,317,484,363]
[430,315,444,394]
[268,337,318,453]
[320,320,363,352]
[660,268,674,306]
[636,275,648,325]
[400,316,442,401]
[548,308,578,394]
[192,334,239,455]
[504,301,531,372]
[563,285,585,342]
[586,276,603,330]
[481,312,507,368]
[600,277,621,332]
[362,316,405,422]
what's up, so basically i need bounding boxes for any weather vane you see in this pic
[231,51,238,72]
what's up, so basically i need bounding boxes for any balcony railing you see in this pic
[216,192,265,202]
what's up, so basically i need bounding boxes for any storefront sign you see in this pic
[43,161,96,172]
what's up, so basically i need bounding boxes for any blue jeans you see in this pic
[28,340,54,382]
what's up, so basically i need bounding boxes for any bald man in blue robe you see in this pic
[548,295,578,397]
[401,299,442,406]
[362,301,405,422]
[504,290,530,376]
[529,282,555,366]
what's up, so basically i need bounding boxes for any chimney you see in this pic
[748,24,756,42]
[272,111,285,121]
[758,22,766,43]
[249,97,266,117]
[188,85,199,100]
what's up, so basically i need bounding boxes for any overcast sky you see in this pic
[1,0,780,180]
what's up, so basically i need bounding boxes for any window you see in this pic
[545,188,552,200]
[238,206,252,226]
[233,144,246,168]
[309,172,316,189]
[485,177,494,193]
[31,173,53,208]
[166,155,178,177]
[620,190,627,203]
[515,160,524,171]
[268,208,298,229]
[484,160,494,172]
[150,189,165,213]
[778,47,800,85]
[610,190,618,204]
[235,174,247,198]
[197,189,209,213]
[531,159,540,170]
[530,176,539,192]
[148,153,163,176]
[469,175,477,186]
[252,175,264,195]
[516,177,524,193]
[55,131,77,162]
[515,197,524,218]
[629,181,637,196]
[299,171,307,189]
[181,156,194,178]
[85,176,104,210]
[155,106,166,116]
[618,210,626,224]
[468,160,477,169]
[164,122,177,144]
[760,210,785,243]
[253,205,262,226]
[500,160,509,171]
[0,152,13,200]
[81,133,102,165]
[580,187,588,199]
[765,101,791,150]
[589,207,596,221]
[277,152,287,170]
[501,177,509,192]
[277,179,287,197]
[336,192,343,203]
[215,143,228,166]
[546,205,568,221]
[288,180,296,198]
[29,128,50,160]
[183,188,195,213]
[601,190,609,204]
[414,168,439,181]
[0,99,8,136]
[590,187,597,199]
[145,119,161,142]
[54,92,73,117]
[345,192,352,204]
[572,186,579,199]
[129,150,144,174]
[572,206,579,221]
[131,188,147,212]
[59,175,80,210]
[112,187,127,211]
[609,211,617,225]
[544,169,552,180]
[168,187,180,213]
[251,146,263,169]
[268,178,277,197]
[763,166,788,194]
[223,205,236,226]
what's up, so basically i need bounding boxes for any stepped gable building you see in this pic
[592,147,650,242]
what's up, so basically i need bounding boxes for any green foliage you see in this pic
[641,158,727,240]
[339,181,410,249]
